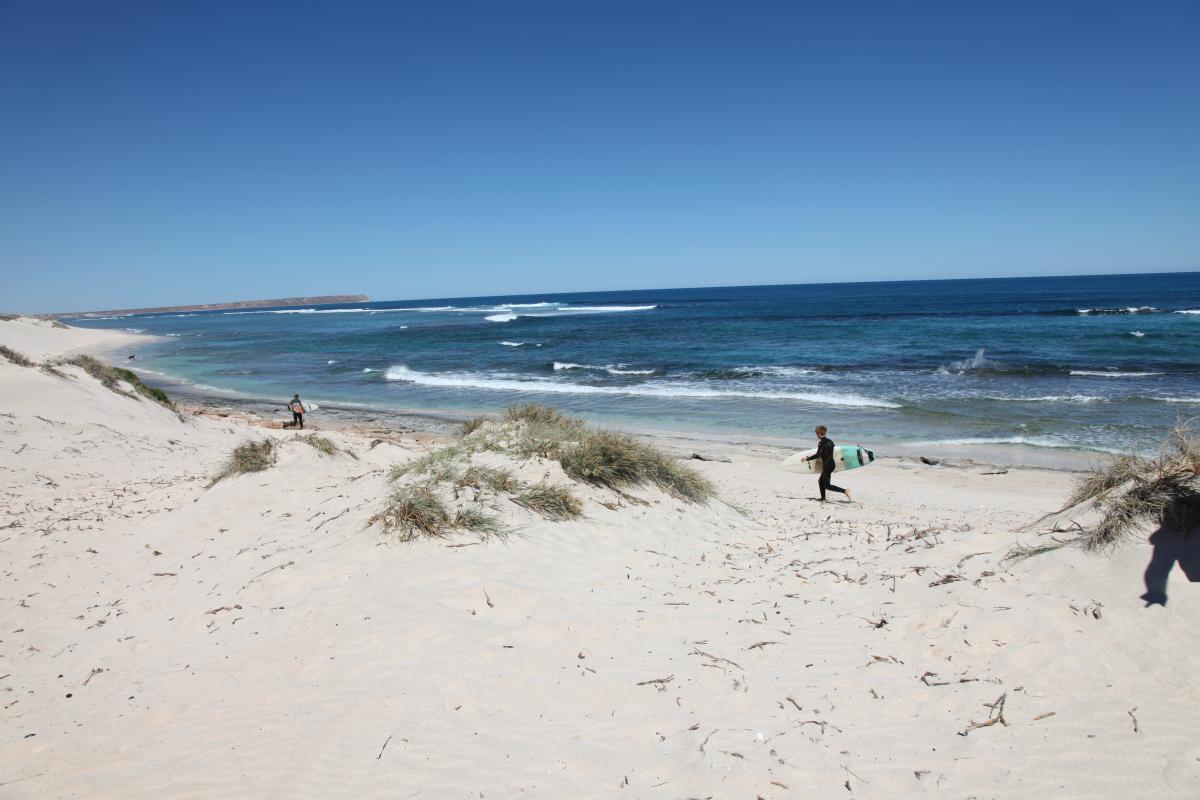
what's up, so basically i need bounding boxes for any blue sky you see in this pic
[2,0,1197,312]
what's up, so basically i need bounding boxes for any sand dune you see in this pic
[1,319,1197,798]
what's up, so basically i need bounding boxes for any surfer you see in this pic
[805,425,852,502]
[289,394,305,429]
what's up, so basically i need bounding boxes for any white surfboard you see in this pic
[780,445,875,474]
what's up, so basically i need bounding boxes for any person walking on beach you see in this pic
[289,394,305,429]
[805,425,852,502]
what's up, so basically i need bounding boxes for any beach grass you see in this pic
[458,415,488,436]
[62,355,173,408]
[209,439,278,486]
[371,485,453,540]
[1016,422,1200,555]
[297,434,344,456]
[0,345,35,367]
[453,507,504,535]
[514,482,583,520]
[559,429,715,503]
[504,403,577,428]
[390,446,465,483]
[456,465,519,494]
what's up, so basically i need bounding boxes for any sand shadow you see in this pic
[1141,522,1200,606]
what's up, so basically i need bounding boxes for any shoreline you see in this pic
[163,381,1099,472]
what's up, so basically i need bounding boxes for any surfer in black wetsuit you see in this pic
[805,425,852,502]
[289,394,305,429]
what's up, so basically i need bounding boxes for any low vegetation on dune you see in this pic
[60,355,174,408]
[1011,423,1200,559]
[455,465,518,495]
[514,482,583,520]
[371,485,453,540]
[0,345,35,367]
[209,439,278,486]
[458,415,488,436]
[297,433,354,458]
[560,429,715,502]
[375,404,714,541]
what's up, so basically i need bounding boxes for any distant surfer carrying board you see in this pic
[289,394,305,429]
[805,425,852,503]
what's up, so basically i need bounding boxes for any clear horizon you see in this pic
[38,268,1199,316]
[3,1,1198,312]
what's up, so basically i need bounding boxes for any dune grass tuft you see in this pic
[111,367,173,407]
[209,439,278,486]
[458,415,489,437]
[61,355,173,408]
[515,482,583,520]
[50,320,70,329]
[371,485,453,540]
[390,446,465,483]
[1003,539,1071,563]
[0,345,35,367]
[0,314,20,322]
[559,430,715,503]
[504,403,576,428]
[453,507,504,535]
[298,434,341,456]
[1015,422,1200,557]
[456,465,519,494]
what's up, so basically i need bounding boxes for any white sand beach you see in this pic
[2,318,1198,798]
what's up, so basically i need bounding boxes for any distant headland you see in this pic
[48,295,370,318]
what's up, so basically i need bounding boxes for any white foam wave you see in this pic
[327,360,338,365]
[558,304,657,313]
[1174,309,1200,315]
[553,362,657,376]
[901,436,1122,453]
[123,328,146,333]
[1069,370,1164,378]
[193,383,243,395]
[1077,306,1160,315]
[362,368,379,373]
[982,395,1105,403]
[382,365,898,407]
[1130,331,1146,337]
[486,313,517,322]
[1160,397,1200,404]
[500,341,527,347]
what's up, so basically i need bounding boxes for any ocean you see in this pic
[69,272,1200,457]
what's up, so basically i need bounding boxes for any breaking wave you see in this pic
[1069,370,1164,378]
[382,365,899,407]
[552,362,657,376]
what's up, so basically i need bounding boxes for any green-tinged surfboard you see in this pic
[780,445,876,474]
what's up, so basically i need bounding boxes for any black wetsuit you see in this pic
[807,436,846,500]
[290,400,304,429]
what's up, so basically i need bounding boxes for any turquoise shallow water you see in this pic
[70,272,1200,455]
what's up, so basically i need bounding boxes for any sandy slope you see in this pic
[1,321,1198,798]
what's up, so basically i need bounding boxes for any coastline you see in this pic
[3,318,1198,797]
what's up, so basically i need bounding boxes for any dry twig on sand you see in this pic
[958,693,1008,736]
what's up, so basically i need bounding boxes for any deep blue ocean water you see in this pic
[69,272,1200,454]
